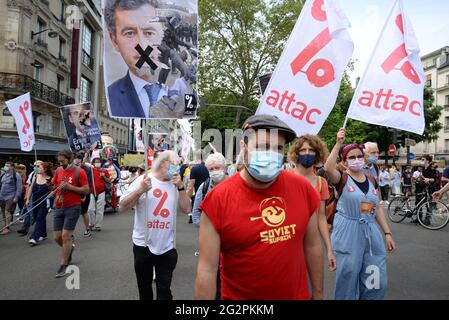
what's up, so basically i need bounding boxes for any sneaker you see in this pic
[38,237,47,241]
[188,215,193,224]
[68,244,75,265]
[29,239,38,246]
[83,230,92,237]
[55,265,68,278]
[18,218,24,223]
[94,227,101,232]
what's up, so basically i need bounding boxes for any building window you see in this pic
[59,37,66,61]
[446,75,449,86]
[445,95,449,107]
[60,0,66,22]
[33,61,42,81]
[37,17,46,41]
[52,116,61,136]
[426,74,431,87]
[80,76,92,102]
[82,22,94,69]
[57,75,64,93]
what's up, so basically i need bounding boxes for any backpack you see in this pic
[201,178,211,201]
[323,171,378,226]
[55,166,81,187]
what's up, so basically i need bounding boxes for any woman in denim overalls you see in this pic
[324,128,396,300]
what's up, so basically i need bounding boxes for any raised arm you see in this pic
[324,128,346,185]
[119,176,152,213]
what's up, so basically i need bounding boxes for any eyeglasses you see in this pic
[347,155,364,161]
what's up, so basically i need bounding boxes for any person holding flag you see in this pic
[324,128,396,300]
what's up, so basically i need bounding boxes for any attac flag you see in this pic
[346,0,425,135]
[256,0,353,136]
[5,92,35,152]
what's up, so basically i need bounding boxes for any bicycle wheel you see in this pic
[416,200,449,230]
[387,197,409,223]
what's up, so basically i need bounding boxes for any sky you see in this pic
[339,0,449,85]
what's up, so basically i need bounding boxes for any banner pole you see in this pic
[34,145,38,163]
[143,119,150,248]
[342,116,349,129]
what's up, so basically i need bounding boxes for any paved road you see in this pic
[0,204,448,300]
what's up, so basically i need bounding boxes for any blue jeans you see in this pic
[20,201,34,231]
[30,204,47,241]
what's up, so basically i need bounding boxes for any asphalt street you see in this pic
[0,203,448,300]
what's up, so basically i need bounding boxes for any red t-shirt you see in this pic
[199,170,320,300]
[91,167,110,195]
[52,166,88,208]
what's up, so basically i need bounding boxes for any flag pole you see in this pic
[143,119,150,247]
[34,145,38,163]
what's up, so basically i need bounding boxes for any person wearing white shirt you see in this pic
[119,150,191,300]
[379,166,391,204]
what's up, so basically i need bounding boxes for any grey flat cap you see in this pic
[242,115,297,144]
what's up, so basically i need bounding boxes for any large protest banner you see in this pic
[346,0,425,134]
[5,93,35,152]
[256,0,353,136]
[61,102,103,153]
[102,0,198,119]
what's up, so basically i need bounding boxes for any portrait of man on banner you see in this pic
[103,0,198,119]
[61,102,103,153]
[149,133,170,152]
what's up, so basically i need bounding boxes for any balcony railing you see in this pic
[82,50,94,69]
[0,72,75,106]
[59,55,67,64]
[36,38,48,50]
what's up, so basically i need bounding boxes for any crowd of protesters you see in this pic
[3,115,449,300]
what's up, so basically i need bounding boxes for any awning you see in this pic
[0,137,70,156]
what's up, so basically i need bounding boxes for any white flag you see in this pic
[134,119,145,153]
[6,93,35,152]
[181,135,194,159]
[346,0,425,135]
[256,0,353,136]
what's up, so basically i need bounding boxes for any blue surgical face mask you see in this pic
[297,154,316,168]
[367,155,377,165]
[246,150,283,183]
[167,165,180,179]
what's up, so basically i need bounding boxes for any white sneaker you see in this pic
[29,239,38,246]
[38,237,47,241]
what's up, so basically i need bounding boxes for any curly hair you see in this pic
[288,135,329,165]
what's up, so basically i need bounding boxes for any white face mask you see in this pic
[4,166,11,171]
[73,159,81,166]
[94,163,101,169]
[209,170,225,183]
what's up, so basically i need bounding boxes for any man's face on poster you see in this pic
[68,106,88,132]
[109,4,165,83]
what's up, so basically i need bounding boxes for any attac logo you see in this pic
[381,15,421,85]
[250,197,296,245]
[290,0,335,88]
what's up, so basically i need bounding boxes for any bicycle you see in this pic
[387,186,449,230]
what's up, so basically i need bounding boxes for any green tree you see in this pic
[198,0,304,127]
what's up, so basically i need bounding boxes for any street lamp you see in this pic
[31,29,58,39]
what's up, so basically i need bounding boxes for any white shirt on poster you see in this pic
[129,72,167,118]
[120,173,178,255]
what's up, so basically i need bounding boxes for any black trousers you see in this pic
[133,245,178,300]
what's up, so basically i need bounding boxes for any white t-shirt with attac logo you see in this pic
[121,174,178,255]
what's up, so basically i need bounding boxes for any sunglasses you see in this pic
[347,155,364,161]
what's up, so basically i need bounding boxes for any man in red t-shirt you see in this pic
[195,115,324,300]
[88,157,110,231]
[52,150,89,278]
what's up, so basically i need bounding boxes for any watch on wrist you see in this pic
[177,186,185,191]
[385,232,392,236]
